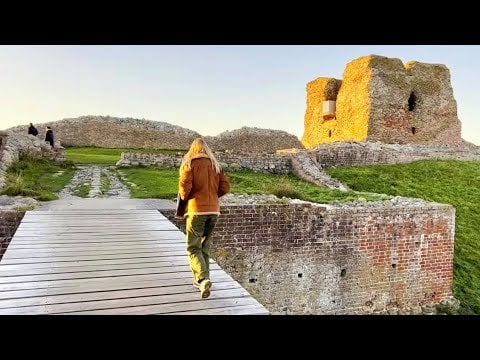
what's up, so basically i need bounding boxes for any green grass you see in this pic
[14,205,36,212]
[73,183,91,198]
[65,147,185,165]
[119,168,180,199]
[0,156,76,201]
[100,172,111,195]
[327,160,480,314]
[228,171,386,202]
[119,167,386,203]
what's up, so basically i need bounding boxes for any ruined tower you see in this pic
[302,55,462,148]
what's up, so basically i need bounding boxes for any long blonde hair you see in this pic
[181,138,221,174]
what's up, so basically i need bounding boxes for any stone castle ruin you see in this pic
[302,55,462,148]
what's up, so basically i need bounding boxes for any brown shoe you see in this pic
[200,279,212,299]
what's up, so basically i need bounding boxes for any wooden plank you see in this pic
[20,221,166,224]
[0,269,230,291]
[0,263,222,283]
[0,263,221,283]
[9,239,185,244]
[1,250,187,264]
[0,281,241,309]
[20,217,166,220]
[55,296,262,315]
[13,229,180,235]
[168,305,269,315]
[3,244,186,254]
[0,252,188,265]
[26,210,164,212]
[5,243,185,253]
[0,255,190,269]
[0,271,235,299]
[1,250,187,261]
[23,211,163,214]
[0,273,234,300]
[17,222,174,226]
[17,220,171,225]
[2,249,186,259]
[0,259,204,276]
[10,235,185,242]
[17,228,178,236]
[0,256,207,272]
[20,214,166,217]
[5,248,186,260]
[0,288,253,315]
[4,241,185,249]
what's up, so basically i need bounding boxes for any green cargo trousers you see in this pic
[185,214,218,283]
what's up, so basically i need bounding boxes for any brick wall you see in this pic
[0,211,25,261]
[162,202,455,314]
[118,152,292,174]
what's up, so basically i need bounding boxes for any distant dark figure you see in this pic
[28,123,38,136]
[45,126,54,148]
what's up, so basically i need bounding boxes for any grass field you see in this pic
[119,167,387,202]
[65,147,185,165]
[0,156,75,201]
[327,160,480,314]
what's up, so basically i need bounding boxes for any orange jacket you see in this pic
[178,155,230,216]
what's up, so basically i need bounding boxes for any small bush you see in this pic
[14,205,36,212]
[269,181,303,200]
[35,192,58,201]
[0,174,34,197]
[60,160,76,168]
[8,161,30,174]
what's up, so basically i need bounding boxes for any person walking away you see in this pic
[45,126,54,148]
[28,123,38,136]
[178,138,230,299]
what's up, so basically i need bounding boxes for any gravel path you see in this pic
[59,165,130,199]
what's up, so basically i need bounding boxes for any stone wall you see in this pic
[207,127,304,153]
[302,55,463,148]
[0,131,65,191]
[311,142,480,168]
[117,152,292,174]
[8,116,201,150]
[0,210,25,261]
[8,116,304,153]
[162,200,455,314]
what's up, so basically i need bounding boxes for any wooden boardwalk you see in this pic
[0,210,268,315]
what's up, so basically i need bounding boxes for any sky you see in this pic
[0,45,479,145]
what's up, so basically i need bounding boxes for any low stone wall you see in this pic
[119,142,480,177]
[0,131,65,191]
[117,152,292,174]
[0,210,25,261]
[309,142,480,167]
[162,200,455,314]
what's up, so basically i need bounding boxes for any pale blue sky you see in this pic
[0,45,479,145]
